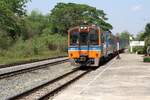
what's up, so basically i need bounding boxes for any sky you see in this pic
[26,0,150,35]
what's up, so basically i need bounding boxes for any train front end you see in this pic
[68,25,101,67]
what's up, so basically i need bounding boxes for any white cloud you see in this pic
[131,5,142,12]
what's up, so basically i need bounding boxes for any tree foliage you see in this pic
[141,23,150,47]
[0,0,30,39]
[117,31,132,48]
[144,23,150,49]
[22,10,49,39]
[137,23,150,40]
[0,0,30,16]
[49,3,112,34]
[118,31,131,41]
[136,32,145,41]
[144,23,150,37]
[134,23,150,54]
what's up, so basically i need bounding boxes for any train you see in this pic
[68,25,126,67]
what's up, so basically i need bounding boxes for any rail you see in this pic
[0,57,68,79]
[8,68,91,100]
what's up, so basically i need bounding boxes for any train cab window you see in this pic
[89,29,99,45]
[70,31,79,46]
[79,32,88,45]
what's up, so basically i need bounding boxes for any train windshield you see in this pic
[79,32,88,45]
[89,29,99,45]
[70,29,99,46]
[70,31,79,46]
[79,30,98,45]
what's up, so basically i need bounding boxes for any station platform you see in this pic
[53,54,150,100]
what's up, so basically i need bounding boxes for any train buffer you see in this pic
[53,53,150,100]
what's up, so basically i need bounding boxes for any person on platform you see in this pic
[116,37,121,59]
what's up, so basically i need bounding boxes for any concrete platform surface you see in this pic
[53,54,150,100]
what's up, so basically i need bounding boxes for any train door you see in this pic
[78,31,89,59]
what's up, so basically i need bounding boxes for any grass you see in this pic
[0,33,68,65]
[143,56,150,62]
[0,51,67,65]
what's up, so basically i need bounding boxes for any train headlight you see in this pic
[80,26,87,30]
[84,27,87,29]
[80,27,84,29]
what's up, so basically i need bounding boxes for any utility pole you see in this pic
[129,36,133,53]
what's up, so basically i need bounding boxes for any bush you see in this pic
[0,30,13,50]
[0,33,68,64]
[133,46,145,54]
[143,56,150,62]
[1,33,67,58]
[40,33,67,51]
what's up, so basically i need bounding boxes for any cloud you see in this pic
[131,5,142,12]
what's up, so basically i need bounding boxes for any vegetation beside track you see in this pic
[0,34,67,65]
[133,24,150,54]
[143,56,150,62]
[0,51,66,65]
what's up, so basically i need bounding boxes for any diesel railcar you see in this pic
[68,25,123,67]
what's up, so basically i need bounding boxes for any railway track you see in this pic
[8,67,91,100]
[0,57,68,79]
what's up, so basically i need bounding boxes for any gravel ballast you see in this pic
[0,62,76,99]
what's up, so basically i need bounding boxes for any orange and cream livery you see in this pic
[68,25,125,67]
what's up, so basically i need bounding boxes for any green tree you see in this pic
[0,28,13,50]
[142,23,150,53]
[0,0,30,39]
[136,32,145,41]
[134,23,150,54]
[49,3,112,34]
[0,0,30,16]
[118,31,131,41]
[117,31,132,48]
[22,10,49,39]
[144,23,150,37]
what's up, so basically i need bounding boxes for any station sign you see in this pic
[130,41,145,46]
